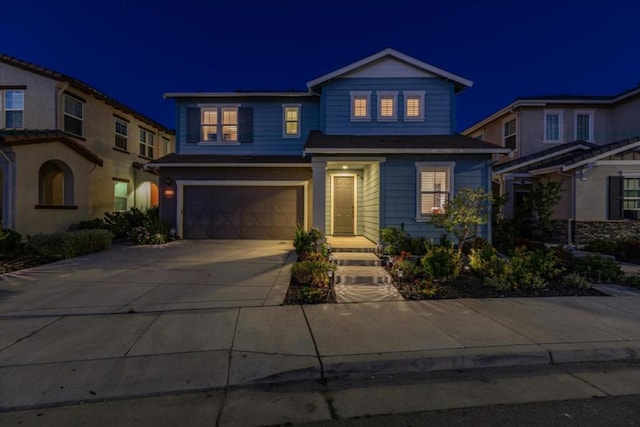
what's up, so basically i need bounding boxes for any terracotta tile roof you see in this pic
[493,141,597,173]
[0,53,173,134]
[304,130,509,153]
[146,153,311,166]
[0,129,103,166]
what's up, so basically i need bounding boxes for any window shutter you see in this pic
[238,107,254,143]
[608,176,623,220]
[186,108,200,143]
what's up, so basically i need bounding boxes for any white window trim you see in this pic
[502,115,518,149]
[114,117,128,150]
[3,89,25,129]
[403,90,425,122]
[350,91,371,122]
[415,161,455,222]
[574,110,595,142]
[376,91,398,121]
[63,94,84,137]
[282,103,301,138]
[197,103,241,145]
[543,109,564,144]
[139,128,155,158]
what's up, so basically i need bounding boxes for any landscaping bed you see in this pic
[284,277,337,305]
[0,254,60,274]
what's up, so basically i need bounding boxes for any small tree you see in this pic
[430,187,493,255]
[515,180,563,241]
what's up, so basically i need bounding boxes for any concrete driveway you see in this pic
[0,240,296,316]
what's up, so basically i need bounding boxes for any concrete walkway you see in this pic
[1,241,639,410]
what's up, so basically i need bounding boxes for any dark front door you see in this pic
[333,176,354,235]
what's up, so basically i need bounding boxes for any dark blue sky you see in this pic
[3,0,639,132]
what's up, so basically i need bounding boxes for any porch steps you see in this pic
[332,246,402,303]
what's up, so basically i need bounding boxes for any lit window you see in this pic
[114,118,128,150]
[544,110,563,143]
[4,90,24,128]
[201,107,238,142]
[140,128,155,158]
[350,91,371,121]
[503,118,517,149]
[114,181,128,212]
[64,95,84,136]
[575,111,594,142]
[403,91,425,121]
[623,178,640,219]
[283,104,301,137]
[377,91,397,121]
[416,163,453,218]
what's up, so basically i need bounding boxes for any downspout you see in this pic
[0,149,14,229]
[557,171,576,248]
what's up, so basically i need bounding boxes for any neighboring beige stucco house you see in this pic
[462,86,640,243]
[0,54,175,235]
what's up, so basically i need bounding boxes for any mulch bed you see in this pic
[284,277,336,305]
[394,273,606,300]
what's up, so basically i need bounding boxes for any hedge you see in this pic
[28,229,114,259]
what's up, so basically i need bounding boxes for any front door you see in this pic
[333,176,354,235]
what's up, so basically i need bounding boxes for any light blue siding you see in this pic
[321,78,455,135]
[362,163,380,242]
[176,98,320,155]
[381,155,491,241]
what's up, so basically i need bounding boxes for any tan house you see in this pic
[0,54,175,236]
[462,86,640,243]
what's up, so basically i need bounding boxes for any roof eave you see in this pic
[145,162,311,168]
[304,148,509,154]
[306,48,473,90]
[164,92,313,99]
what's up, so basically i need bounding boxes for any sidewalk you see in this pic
[2,296,639,410]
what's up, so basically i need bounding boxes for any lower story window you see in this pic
[416,163,453,218]
[114,181,128,212]
[623,177,640,219]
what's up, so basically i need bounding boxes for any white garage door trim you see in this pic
[176,180,309,239]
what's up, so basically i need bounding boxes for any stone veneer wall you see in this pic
[574,221,640,244]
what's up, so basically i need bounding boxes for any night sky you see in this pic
[3,0,639,132]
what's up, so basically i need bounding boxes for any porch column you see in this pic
[311,160,327,234]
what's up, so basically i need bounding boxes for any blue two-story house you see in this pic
[148,49,508,241]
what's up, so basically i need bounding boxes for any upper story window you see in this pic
[186,105,252,144]
[503,117,517,149]
[202,107,238,142]
[63,94,84,137]
[350,91,371,121]
[114,117,128,150]
[3,90,24,128]
[283,104,301,137]
[416,162,454,219]
[139,128,155,158]
[377,91,398,121]
[544,110,564,143]
[575,111,594,142]
[403,90,425,121]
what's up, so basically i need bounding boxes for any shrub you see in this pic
[461,237,492,256]
[621,274,640,289]
[393,258,422,283]
[71,218,107,231]
[584,238,618,255]
[560,273,592,290]
[469,246,506,278]
[421,244,462,281]
[130,227,167,245]
[27,229,114,259]
[616,239,640,264]
[570,254,622,283]
[0,229,23,256]
[380,225,411,256]
[508,246,561,290]
[291,259,335,287]
[299,286,325,304]
[293,225,324,256]
[104,207,147,238]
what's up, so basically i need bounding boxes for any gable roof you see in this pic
[493,140,597,174]
[0,53,173,134]
[463,85,640,136]
[529,135,640,175]
[145,153,310,168]
[306,48,473,93]
[303,131,509,155]
[0,130,103,166]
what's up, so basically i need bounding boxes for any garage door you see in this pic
[183,186,304,239]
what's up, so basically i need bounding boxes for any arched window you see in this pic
[39,160,74,206]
